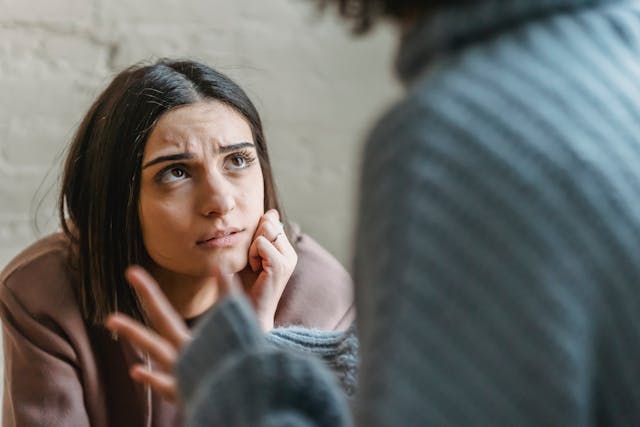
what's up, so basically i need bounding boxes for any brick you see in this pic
[0,214,45,265]
[106,25,238,71]
[0,28,111,77]
[96,0,238,29]
[0,0,92,26]
[2,115,71,167]
[0,75,98,118]
[0,170,57,216]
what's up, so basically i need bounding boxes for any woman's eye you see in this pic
[225,155,248,170]
[159,166,188,183]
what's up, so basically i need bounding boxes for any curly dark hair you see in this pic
[316,0,433,34]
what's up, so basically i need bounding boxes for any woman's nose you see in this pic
[200,173,235,217]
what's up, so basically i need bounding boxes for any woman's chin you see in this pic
[200,251,248,276]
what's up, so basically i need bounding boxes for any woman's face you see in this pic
[138,100,265,279]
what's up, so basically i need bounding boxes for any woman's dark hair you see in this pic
[317,0,445,34]
[60,59,284,325]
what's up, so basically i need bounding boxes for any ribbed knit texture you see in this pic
[177,0,640,426]
[186,349,352,427]
[355,0,640,425]
[266,325,359,396]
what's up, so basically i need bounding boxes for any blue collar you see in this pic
[395,0,622,84]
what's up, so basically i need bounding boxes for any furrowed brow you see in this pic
[218,142,255,154]
[142,153,195,169]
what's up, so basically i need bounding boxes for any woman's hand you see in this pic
[105,266,193,402]
[246,209,298,331]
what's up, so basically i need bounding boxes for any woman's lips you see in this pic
[197,230,243,249]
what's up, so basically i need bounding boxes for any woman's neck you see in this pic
[149,267,220,319]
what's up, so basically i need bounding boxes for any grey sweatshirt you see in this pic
[177,0,640,425]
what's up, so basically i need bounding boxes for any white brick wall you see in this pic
[0,0,400,414]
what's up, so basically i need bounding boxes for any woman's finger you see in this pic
[245,235,297,331]
[262,223,297,268]
[255,210,281,244]
[130,364,177,402]
[248,230,273,273]
[248,236,262,272]
[254,235,285,273]
[249,211,281,271]
[260,211,295,258]
[262,209,280,224]
[248,226,284,272]
[125,265,190,348]
[105,314,177,371]
[249,221,291,272]
[266,223,296,259]
[263,221,284,246]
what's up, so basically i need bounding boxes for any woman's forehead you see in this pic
[144,101,254,157]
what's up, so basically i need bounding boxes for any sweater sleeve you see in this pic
[175,294,352,427]
[0,284,90,427]
[265,325,359,396]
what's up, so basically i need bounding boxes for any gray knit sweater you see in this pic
[177,0,640,425]
[176,296,355,426]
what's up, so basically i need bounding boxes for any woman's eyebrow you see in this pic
[142,142,255,169]
[218,142,255,153]
[142,153,195,169]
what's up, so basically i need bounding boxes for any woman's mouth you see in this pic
[197,229,244,249]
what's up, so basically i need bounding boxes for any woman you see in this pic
[0,59,355,427]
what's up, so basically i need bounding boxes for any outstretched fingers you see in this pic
[125,265,190,348]
[105,313,177,372]
[130,364,177,401]
[105,265,191,401]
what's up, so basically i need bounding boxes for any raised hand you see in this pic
[105,266,192,401]
[106,266,245,400]
[246,209,298,331]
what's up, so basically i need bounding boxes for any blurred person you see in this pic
[0,59,356,427]
[108,0,640,426]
